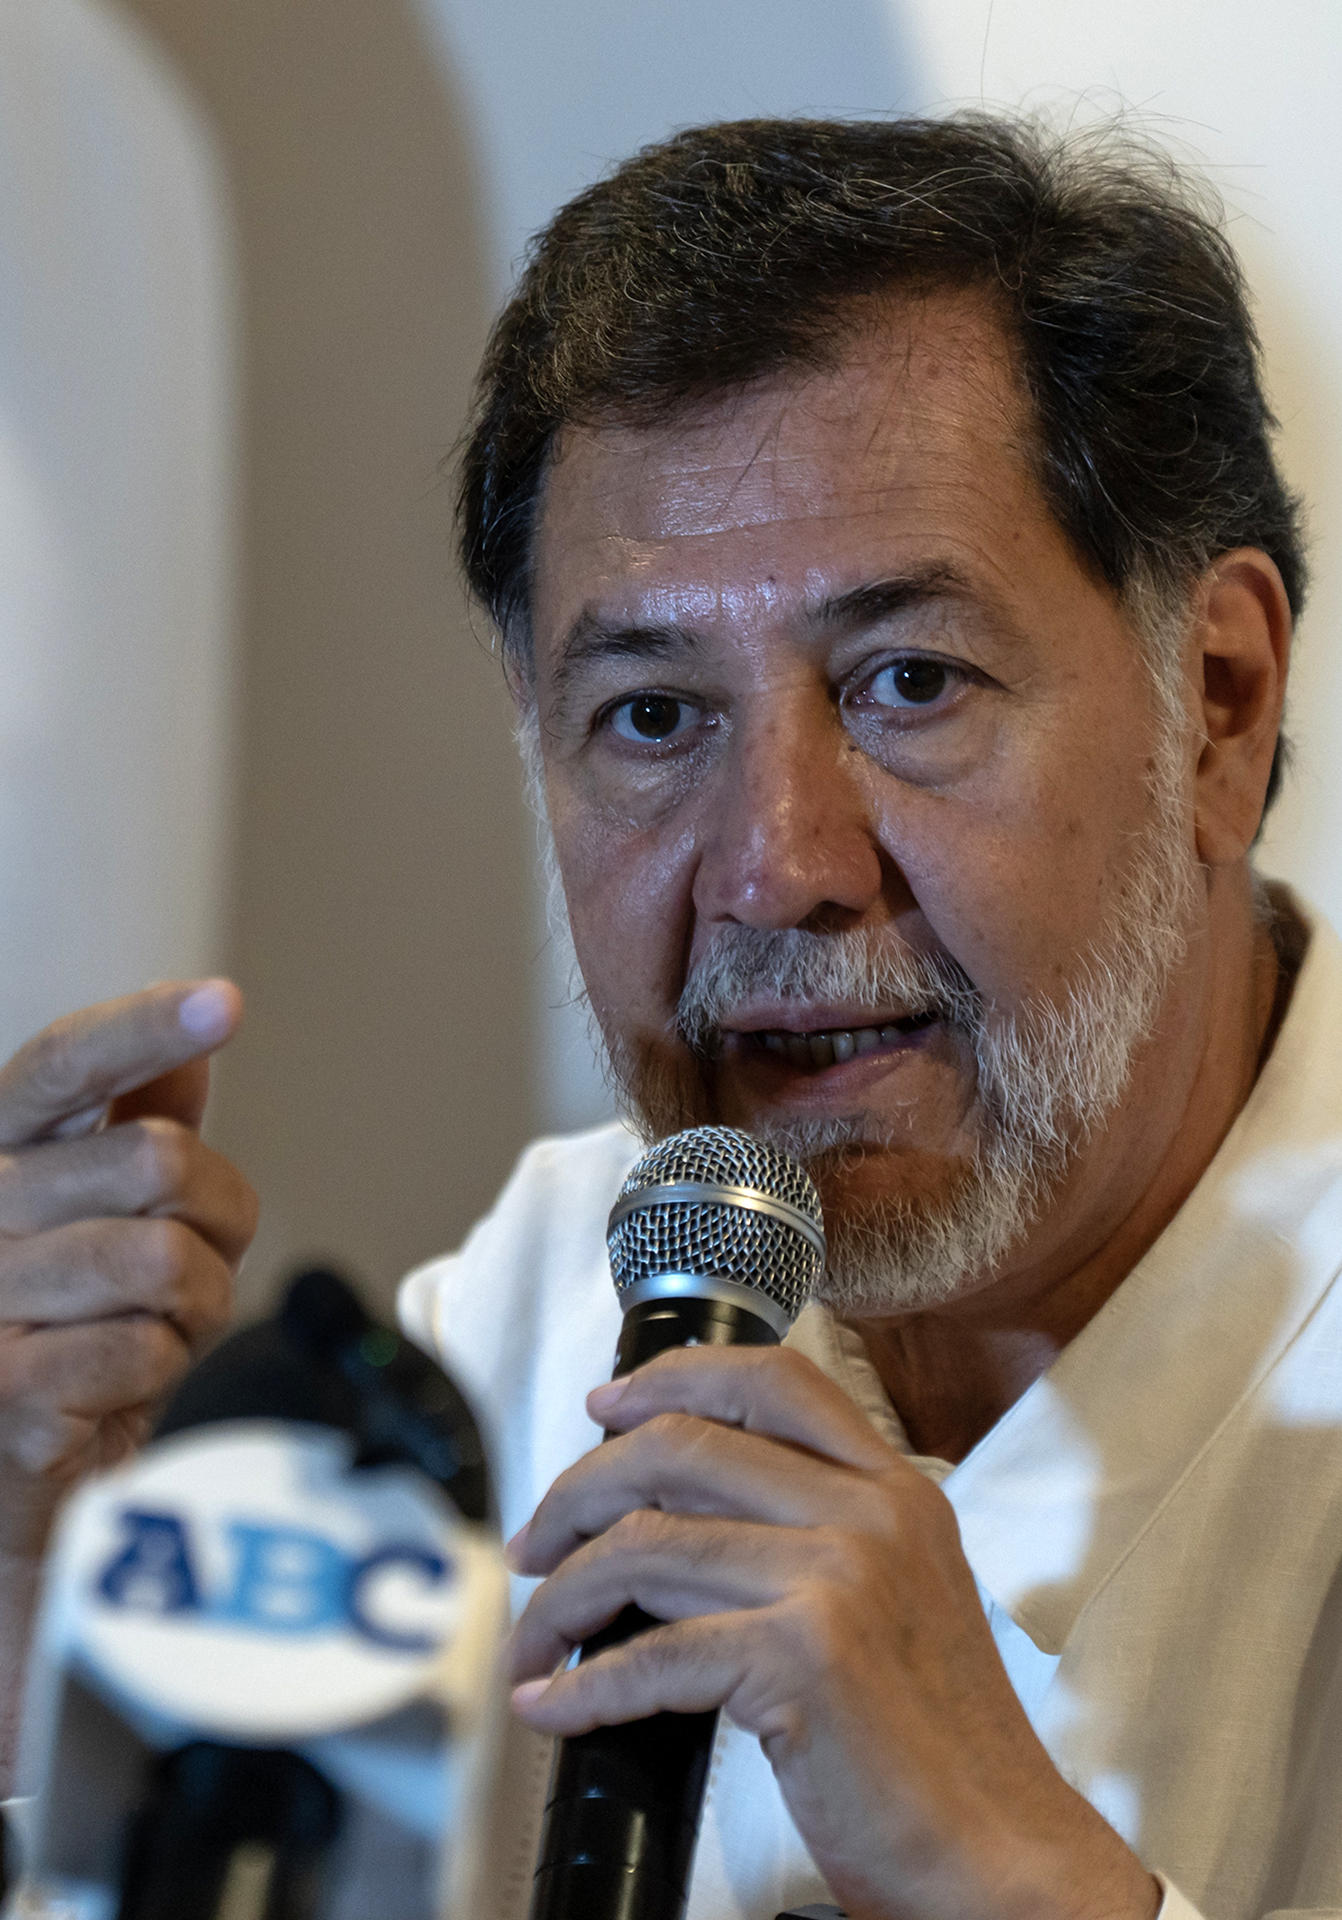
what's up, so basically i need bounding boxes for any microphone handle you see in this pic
[529,1293,779,1920]
[116,1743,341,1920]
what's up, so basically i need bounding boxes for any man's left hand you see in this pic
[508,1345,1161,1920]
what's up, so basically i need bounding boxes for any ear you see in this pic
[1192,549,1292,866]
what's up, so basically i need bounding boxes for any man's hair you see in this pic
[457,113,1305,805]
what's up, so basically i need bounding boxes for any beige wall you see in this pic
[0,0,233,1068]
[123,0,536,1317]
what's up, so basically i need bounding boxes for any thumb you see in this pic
[108,1055,213,1131]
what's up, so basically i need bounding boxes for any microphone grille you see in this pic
[607,1125,826,1328]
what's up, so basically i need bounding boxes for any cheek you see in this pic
[551,796,701,1031]
[877,758,1153,1006]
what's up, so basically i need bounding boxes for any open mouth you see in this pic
[736,1010,939,1072]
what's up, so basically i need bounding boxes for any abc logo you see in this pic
[96,1506,452,1656]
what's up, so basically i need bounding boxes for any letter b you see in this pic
[219,1523,350,1634]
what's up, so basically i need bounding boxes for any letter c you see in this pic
[346,1544,450,1653]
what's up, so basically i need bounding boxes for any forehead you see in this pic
[529,293,1060,650]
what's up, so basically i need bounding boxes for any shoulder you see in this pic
[396,1122,643,1530]
[398,1120,641,1344]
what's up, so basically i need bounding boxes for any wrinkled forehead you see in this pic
[543,295,1028,524]
[528,294,1047,660]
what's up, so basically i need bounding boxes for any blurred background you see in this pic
[4,0,1339,1316]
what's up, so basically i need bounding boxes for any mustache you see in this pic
[676,925,983,1056]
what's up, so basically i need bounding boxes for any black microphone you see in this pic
[529,1125,826,1920]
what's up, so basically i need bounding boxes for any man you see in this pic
[0,110,1321,1917]
[397,114,1329,1920]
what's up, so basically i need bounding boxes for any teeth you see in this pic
[752,1015,935,1070]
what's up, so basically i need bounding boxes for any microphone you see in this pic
[529,1125,826,1920]
[11,1269,507,1920]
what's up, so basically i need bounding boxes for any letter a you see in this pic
[97,1508,202,1615]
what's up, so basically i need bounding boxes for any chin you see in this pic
[606,1030,1061,1318]
[768,1123,1054,1317]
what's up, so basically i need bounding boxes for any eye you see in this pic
[863,657,955,708]
[607,692,697,743]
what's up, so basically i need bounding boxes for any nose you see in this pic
[693,698,886,929]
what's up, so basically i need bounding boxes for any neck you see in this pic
[855,871,1294,1464]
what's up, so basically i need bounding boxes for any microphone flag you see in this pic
[6,1270,507,1920]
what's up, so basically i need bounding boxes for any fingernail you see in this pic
[178,981,235,1042]
[587,1379,627,1414]
[503,1522,530,1571]
[511,1680,549,1712]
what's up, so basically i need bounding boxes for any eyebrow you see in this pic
[551,610,705,696]
[811,565,977,630]
[551,562,987,694]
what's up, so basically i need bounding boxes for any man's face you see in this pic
[528,295,1203,1311]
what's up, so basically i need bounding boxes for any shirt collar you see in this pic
[799,894,1342,1654]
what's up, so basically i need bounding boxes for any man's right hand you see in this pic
[0,980,256,1561]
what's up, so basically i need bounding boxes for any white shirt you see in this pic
[400,905,1342,1920]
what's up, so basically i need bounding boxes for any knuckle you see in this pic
[118,1313,188,1394]
[190,1252,234,1342]
[889,1463,955,1539]
[149,1221,193,1282]
[785,1582,851,1677]
[643,1410,701,1456]
[148,1313,188,1374]
[840,1532,889,1593]
[611,1505,671,1556]
[543,1458,586,1513]
[215,1161,260,1268]
[860,1475,912,1548]
[20,1025,84,1111]
[627,1624,680,1678]
[773,1346,816,1388]
[133,1215,196,1296]
[811,1521,874,1588]
[133,1116,192,1200]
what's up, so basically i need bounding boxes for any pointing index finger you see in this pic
[0,981,242,1149]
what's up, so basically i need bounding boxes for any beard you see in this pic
[599,768,1201,1317]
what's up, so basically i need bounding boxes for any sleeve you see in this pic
[1156,1875,1342,1919]
[1156,1881,1206,1919]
